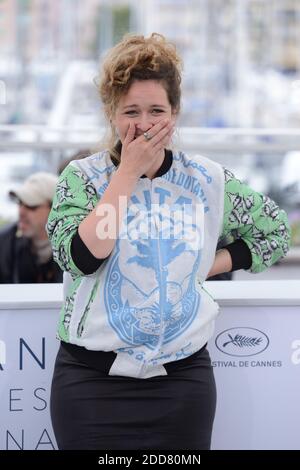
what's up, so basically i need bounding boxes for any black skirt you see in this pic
[50,341,216,450]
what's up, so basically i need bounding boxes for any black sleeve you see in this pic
[70,230,108,275]
[224,239,252,272]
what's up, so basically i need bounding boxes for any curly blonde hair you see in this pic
[97,33,182,161]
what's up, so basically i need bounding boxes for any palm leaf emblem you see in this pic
[223,334,263,348]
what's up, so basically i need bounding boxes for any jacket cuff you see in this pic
[71,230,107,275]
[224,239,252,272]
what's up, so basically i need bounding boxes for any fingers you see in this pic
[123,121,135,147]
[126,118,174,154]
[152,129,174,157]
[135,119,169,144]
[152,123,174,149]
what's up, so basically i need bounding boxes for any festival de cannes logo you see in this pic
[215,327,269,357]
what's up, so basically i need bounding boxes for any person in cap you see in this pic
[0,172,63,283]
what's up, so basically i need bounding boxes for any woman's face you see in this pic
[112,80,176,142]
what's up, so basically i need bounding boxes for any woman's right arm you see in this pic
[78,119,173,259]
[47,120,173,275]
[47,162,138,276]
[78,167,138,259]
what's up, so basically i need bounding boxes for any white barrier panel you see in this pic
[210,305,300,450]
[0,281,299,450]
[0,308,58,450]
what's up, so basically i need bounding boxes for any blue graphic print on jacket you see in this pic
[104,190,202,351]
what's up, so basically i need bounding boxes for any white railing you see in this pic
[1,125,299,265]
[1,125,300,153]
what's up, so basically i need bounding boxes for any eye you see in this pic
[151,109,164,114]
[124,110,138,116]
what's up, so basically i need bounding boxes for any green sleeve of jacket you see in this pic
[47,163,99,277]
[220,168,291,273]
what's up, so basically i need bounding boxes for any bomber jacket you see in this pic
[47,149,290,378]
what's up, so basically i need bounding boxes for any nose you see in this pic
[136,113,153,133]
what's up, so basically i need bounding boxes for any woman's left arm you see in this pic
[217,168,291,274]
[207,248,233,278]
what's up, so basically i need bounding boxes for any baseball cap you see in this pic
[9,172,58,207]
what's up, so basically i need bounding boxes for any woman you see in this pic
[47,33,290,450]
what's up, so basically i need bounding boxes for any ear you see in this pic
[112,125,120,139]
[171,106,178,120]
[109,117,118,135]
[170,112,177,125]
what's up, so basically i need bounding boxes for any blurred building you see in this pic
[2,0,300,127]
[0,0,17,57]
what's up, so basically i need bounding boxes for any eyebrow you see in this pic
[123,104,168,109]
